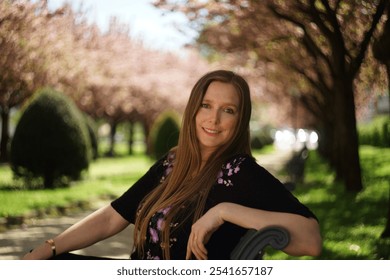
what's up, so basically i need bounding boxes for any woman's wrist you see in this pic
[45,239,56,258]
[214,202,231,224]
[22,240,56,260]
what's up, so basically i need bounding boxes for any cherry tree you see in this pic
[1,0,212,159]
[154,0,389,192]
[0,0,73,162]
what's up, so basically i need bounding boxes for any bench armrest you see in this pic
[230,226,290,260]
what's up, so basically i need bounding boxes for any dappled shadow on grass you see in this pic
[0,178,76,191]
[294,180,388,259]
[1,167,145,192]
[93,171,144,183]
[0,183,68,192]
[301,184,386,226]
[281,147,390,259]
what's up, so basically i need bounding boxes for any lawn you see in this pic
[0,145,389,259]
[0,154,153,217]
[265,145,390,260]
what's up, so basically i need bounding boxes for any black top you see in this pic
[111,152,317,260]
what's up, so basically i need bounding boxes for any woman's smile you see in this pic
[202,127,221,135]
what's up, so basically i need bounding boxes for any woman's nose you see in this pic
[209,109,221,124]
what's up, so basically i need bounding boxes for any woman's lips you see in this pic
[203,127,220,134]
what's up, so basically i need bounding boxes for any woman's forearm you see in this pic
[216,202,322,256]
[23,205,129,259]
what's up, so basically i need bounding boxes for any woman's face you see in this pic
[195,81,240,160]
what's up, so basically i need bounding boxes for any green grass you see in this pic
[0,154,153,217]
[252,145,276,156]
[265,145,390,260]
[1,144,389,259]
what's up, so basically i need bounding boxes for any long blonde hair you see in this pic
[133,70,252,259]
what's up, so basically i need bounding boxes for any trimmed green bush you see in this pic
[10,88,91,189]
[358,115,390,147]
[150,111,180,159]
[84,114,99,160]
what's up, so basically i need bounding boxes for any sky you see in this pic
[47,0,196,51]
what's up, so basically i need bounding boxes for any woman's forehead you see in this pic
[203,81,240,105]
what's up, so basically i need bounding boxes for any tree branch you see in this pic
[288,62,330,98]
[301,32,333,76]
[350,0,389,77]
[268,2,333,73]
[300,93,326,120]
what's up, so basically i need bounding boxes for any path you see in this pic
[0,147,293,260]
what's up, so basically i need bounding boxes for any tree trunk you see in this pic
[317,121,334,162]
[128,121,134,155]
[343,91,363,192]
[0,107,10,163]
[316,99,342,176]
[333,80,363,192]
[143,121,151,156]
[44,167,55,189]
[107,122,117,157]
[387,62,390,118]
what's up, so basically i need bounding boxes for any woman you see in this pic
[23,70,322,260]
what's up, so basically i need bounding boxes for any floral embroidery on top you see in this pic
[216,156,246,187]
[145,206,179,260]
[160,152,175,183]
[141,152,178,260]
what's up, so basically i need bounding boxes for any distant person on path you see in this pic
[23,70,322,260]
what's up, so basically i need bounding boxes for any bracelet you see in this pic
[45,239,56,257]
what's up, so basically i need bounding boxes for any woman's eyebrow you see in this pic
[202,99,238,108]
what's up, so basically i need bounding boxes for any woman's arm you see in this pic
[22,205,130,259]
[186,202,322,260]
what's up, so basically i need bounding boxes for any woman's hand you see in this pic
[22,246,53,260]
[186,205,225,260]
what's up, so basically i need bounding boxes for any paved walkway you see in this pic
[0,148,293,260]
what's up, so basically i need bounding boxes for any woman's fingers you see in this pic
[186,233,208,260]
[194,236,208,260]
[186,206,225,259]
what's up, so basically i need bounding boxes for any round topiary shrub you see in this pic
[10,88,91,189]
[84,114,99,160]
[150,111,181,159]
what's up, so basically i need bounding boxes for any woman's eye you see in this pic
[224,108,235,114]
[201,103,210,109]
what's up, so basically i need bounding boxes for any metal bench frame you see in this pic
[230,226,290,260]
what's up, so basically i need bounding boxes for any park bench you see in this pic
[51,226,290,260]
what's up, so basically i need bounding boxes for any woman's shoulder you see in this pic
[220,153,271,177]
[162,150,175,167]
[216,154,258,186]
[158,150,176,182]
[222,153,257,168]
